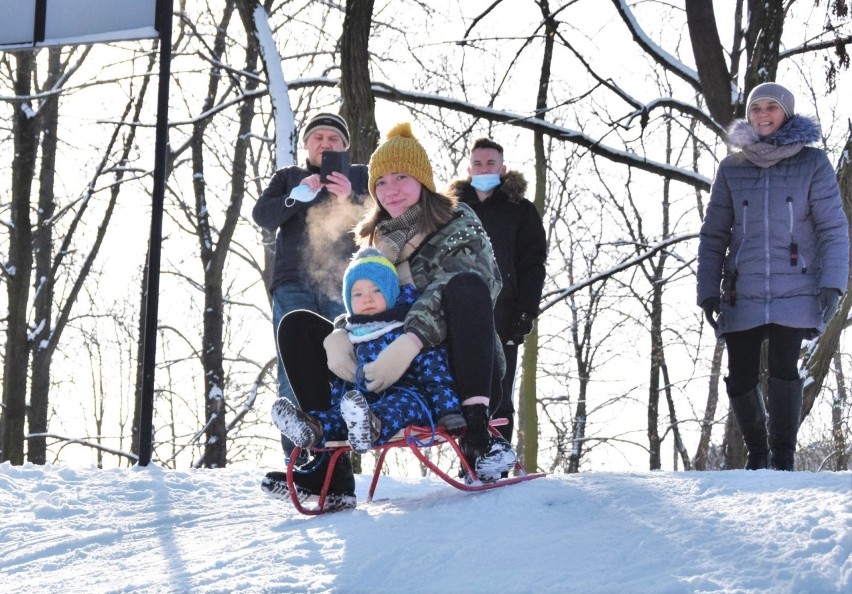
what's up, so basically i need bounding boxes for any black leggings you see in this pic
[277,309,335,411]
[724,324,806,397]
[278,272,503,414]
[442,272,503,412]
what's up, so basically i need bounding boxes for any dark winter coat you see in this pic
[252,161,369,293]
[446,171,547,341]
[330,285,460,419]
[696,116,849,337]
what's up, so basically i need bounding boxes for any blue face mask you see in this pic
[284,184,320,207]
[470,173,501,192]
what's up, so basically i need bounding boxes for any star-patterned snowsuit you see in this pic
[307,285,462,446]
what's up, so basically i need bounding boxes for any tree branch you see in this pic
[539,232,700,313]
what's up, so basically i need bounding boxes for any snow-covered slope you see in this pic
[0,463,849,593]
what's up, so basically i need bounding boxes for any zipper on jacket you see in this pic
[763,178,771,324]
[785,196,807,272]
[787,197,798,267]
[730,199,749,306]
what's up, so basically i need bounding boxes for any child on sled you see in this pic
[271,247,465,454]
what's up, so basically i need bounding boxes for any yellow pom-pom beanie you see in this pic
[368,122,436,199]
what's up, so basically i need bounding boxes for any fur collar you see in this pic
[726,115,821,149]
[446,170,529,204]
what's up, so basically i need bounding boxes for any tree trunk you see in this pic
[744,0,786,96]
[693,339,724,470]
[340,0,379,165]
[2,53,37,464]
[191,3,237,468]
[28,48,62,464]
[566,361,588,474]
[831,350,848,471]
[647,300,663,470]
[684,0,735,127]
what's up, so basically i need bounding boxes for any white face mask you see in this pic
[470,173,501,192]
[284,184,320,207]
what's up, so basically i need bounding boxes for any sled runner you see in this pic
[281,418,546,516]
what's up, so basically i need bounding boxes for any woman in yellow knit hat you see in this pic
[265,123,516,508]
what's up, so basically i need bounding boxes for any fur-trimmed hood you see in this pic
[446,170,529,204]
[726,115,821,150]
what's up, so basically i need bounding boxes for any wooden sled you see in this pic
[284,419,546,515]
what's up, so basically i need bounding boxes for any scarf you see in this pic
[374,202,425,264]
[345,297,411,343]
[740,142,805,169]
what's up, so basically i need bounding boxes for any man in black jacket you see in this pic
[252,113,369,459]
[446,138,547,443]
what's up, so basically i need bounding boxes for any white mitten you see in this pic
[364,333,421,392]
[323,328,357,383]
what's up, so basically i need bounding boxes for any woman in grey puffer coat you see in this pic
[697,82,849,471]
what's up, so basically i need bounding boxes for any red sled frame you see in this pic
[285,419,546,515]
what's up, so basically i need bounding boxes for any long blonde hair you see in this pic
[355,187,456,248]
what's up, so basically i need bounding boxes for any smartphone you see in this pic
[320,151,350,183]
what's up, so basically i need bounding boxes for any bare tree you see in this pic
[2,51,38,464]
[830,350,849,470]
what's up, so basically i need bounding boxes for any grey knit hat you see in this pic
[746,82,795,118]
[302,113,350,147]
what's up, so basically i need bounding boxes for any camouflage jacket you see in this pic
[404,203,503,356]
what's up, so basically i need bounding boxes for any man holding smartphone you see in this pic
[252,112,369,461]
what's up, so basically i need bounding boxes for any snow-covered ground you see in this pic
[0,462,849,593]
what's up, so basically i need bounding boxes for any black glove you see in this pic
[701,297,720,330]
[819,288,841,323]
[508,312,534,345]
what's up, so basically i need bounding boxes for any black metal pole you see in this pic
[138,0,174,466]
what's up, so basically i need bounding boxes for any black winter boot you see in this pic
[727,386,770,470]
[767,377,804,471]
[261,453,356,510]
[459,404,491,466]
[459,404,517,482]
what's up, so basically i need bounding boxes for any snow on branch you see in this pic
[611,0,700,91]
[282,77,712,189]
[27,433,139,463]
[365,82,713,191]
[252,4,295,170]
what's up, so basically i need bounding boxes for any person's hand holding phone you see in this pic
[321,151,352,203]
[324,171,353,203]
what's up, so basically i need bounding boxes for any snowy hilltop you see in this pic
[1,463,849,593]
